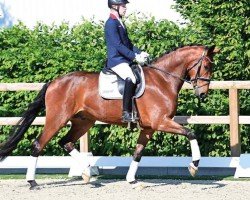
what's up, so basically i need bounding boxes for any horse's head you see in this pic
[186,45,219,101]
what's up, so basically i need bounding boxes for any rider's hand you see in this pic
[140,51,149,58]
[135,52,150,65]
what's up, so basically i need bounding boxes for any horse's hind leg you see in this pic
[126,128,154,189]
[59,116,95,182]
[26,111,70,189]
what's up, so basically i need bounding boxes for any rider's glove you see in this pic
[140,51,149,58]
[135,52,150,65]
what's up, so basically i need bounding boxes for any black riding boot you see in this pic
[122,78,136,123]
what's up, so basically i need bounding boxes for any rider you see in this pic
[104,0,149,123]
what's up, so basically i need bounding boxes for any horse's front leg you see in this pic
[126,128,154,189]
[152,116,201,177]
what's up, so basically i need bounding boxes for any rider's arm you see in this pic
[132,45,141,54]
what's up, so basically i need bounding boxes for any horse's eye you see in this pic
[204,66,210,71]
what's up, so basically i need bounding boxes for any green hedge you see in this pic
[0,1,249,157]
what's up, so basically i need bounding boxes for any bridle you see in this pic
[186,48,212,89]
[146,48,212,87]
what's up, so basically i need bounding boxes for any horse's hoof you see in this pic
[82,173,91,184]
[28,180,40,190]
[30,185,41,190]
[129,180,146,190]
[188,163,198,177]
[82,167,91,184]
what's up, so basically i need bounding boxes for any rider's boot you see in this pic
[122,78,136,123]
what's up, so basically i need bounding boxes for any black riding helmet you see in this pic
[108,0,129,8]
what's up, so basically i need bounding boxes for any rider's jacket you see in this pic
[104,14,141,69]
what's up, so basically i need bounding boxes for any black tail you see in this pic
[0,83,50,161]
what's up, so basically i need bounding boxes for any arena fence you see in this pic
[0,81,250,157]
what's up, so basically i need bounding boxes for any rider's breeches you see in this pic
[112,63,136,84]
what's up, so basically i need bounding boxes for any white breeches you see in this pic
[112,63,136,84]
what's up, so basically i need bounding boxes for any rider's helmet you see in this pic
[108,0,129,8]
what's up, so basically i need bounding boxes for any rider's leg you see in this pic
[111,63,136,84]
[112,63,137,122]
[122,77,136,122]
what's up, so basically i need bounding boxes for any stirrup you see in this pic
[122,112,134,123]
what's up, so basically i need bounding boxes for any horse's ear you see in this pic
[207,45,220,55]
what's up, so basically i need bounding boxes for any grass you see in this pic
[0,174,250,181]
[0,174,69,180]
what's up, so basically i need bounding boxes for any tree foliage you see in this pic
[173,0,250,80]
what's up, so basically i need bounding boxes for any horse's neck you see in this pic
[152,53,187,91]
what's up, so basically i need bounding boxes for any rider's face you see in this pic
[118,4,127,16]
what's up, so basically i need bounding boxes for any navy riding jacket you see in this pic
[104,14,141,69]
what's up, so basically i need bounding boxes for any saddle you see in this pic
[98,64,146,99]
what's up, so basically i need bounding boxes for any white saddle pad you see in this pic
[98,65,145,99]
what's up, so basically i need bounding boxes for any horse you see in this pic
[0,44,219,189]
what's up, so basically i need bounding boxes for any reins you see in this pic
[145,48,211,85]
[145,63,191,84]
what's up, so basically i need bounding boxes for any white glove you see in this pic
[135,52,150,65]
[140,51,149,58]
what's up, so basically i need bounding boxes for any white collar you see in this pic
[117,18,125,28]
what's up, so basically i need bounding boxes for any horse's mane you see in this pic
[150,44,205,63]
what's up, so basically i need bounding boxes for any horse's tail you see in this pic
[0,82,50,161]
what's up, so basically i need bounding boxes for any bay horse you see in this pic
[0,45,219,189]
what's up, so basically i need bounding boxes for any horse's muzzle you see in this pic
[194,87,207,101]
[198,93,207,102]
